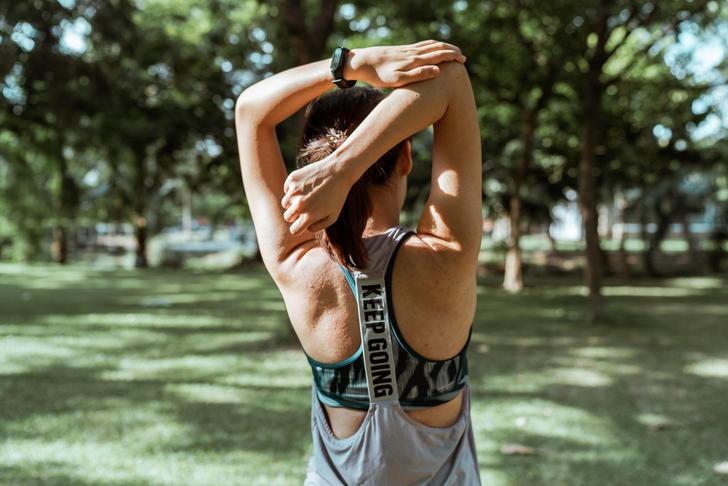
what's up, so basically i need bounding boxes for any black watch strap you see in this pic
[330,46,356,89]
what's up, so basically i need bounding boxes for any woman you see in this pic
[235,40,482,485]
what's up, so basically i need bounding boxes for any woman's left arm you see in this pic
[234,41,464,283]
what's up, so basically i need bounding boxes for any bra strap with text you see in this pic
[353,272,398,403]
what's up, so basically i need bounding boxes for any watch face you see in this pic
[330,47,343,70]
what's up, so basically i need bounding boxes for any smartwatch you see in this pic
[330,46,356,89]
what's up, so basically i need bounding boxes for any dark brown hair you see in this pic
[297,87,408,270]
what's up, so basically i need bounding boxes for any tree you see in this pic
[0,1,98,263]
[563,0,717,321]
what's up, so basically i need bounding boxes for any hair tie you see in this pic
[325,128,346,149]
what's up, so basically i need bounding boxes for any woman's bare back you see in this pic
[280,232,476,438]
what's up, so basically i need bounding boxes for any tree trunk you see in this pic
[618,229,630,279]
[645,197,679,277]
[503,110,536,293]
[134,215,148,268]
[182,185,193,237]
[51,156,76,265]
[51,225,68,264]
[578,73,603,323]
[546,229,559,255]
[709,229,727,273]
[680,207,699,271]
[615,198,630,279]
[640,201,655,275]
[503,208,523,293]
[280,0,337,65]
[133,153,148,268]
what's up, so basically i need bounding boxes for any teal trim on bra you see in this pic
[337,262,357,295]
[304,345,363,369]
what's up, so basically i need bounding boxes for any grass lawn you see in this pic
[1,263,727,485]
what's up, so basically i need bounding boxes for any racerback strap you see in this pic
[353,271,398,403]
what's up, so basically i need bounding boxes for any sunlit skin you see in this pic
[234,40,482,438]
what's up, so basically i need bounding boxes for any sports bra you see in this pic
[304,225,471,411]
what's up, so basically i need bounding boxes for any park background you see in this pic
[1,0,727,484]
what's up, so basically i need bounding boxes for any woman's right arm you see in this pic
[284,60,482,266]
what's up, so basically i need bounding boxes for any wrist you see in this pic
[343,48,364,81]
[329,142,365,187]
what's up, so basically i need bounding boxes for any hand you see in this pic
[346,39,466,88]
[281,156,353,236]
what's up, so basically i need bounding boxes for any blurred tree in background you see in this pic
[0,0,725,319]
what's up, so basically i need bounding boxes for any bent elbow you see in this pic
[439,61,469,83]
[234,89,257,123]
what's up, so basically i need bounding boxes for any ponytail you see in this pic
[296,87,406,270]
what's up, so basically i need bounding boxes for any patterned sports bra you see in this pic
[304,225,471,411]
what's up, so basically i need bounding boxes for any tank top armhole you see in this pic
[385,230,474,363]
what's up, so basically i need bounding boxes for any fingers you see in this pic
[416,49,466,65]
[283,196,303,223]
[282,178,298,209]
[394,65,440,85]
[282,171,303,208]
[290,212,314,235]
[307,216,334,234]
[415,40,462,55]
[412,39,438,47]
[281,190,293,210]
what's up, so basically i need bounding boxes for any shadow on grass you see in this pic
[0,362,311,459]
[1,264,727,484]
[467,275,728,484]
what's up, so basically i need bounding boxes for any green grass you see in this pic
[1,263,727,485]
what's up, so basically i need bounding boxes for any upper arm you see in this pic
[234,98,317,282]
[416,62,482,266]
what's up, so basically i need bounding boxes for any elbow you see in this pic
[438,61,469,83]
[235,87,269,127]
[234,89,257,124]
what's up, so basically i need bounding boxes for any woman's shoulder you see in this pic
[400,229,479,275]
[390,230,477,359]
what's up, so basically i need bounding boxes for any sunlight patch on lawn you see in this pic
[166,383,249,404]
[0,438,289,486]
[550,367,613,387]
[552,356,642,377]
[220,351,311,389]
[168,331,276,354]
[132,292,246,306]
[38,313,231,328]
[0,337,79,373]
[602,286,705,297]
[479,366,613,394]
[48,330,169,350]
[0,264,89,282]
[643,304,728,316]
[665,277,725,289]
[475,398,620,447]
[684,358,728,379]
[636,413,676,429]
[478,468,510,485]
[570,346,638,360]
[100,354,244,381]
[479,335,611,348]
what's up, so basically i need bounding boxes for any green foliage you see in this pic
[0,0,725,265]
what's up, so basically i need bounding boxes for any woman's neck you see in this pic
[363,188,401,237]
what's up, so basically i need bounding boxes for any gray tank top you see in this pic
[305,225,481,485]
